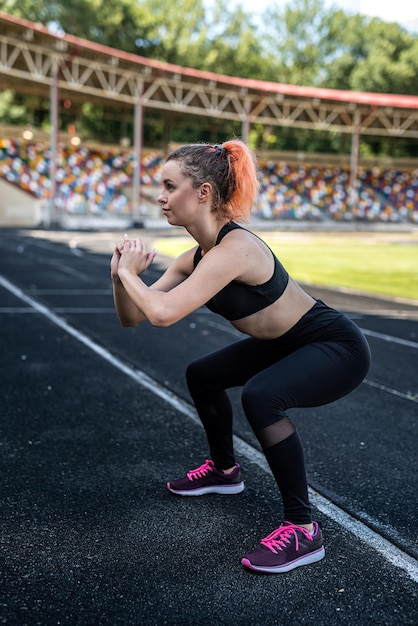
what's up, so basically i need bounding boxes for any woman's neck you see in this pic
[186,218,230,254]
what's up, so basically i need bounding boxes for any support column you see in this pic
[132,98,143,225]
[241,99,251,143]
[349,111,361,211]
[242,115,250,144]
[49,64,59,227]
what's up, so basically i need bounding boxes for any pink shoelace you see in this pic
[187,459,215,481]
[261,522,313,554]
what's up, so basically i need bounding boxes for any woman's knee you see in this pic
[242,378,288,428]
[185,358,207,391]
[186,353,224,394]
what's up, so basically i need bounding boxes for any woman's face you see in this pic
[157,160,201,226]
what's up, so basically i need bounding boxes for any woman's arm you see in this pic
[112,275,147,327]
[116,235,251,327]
[111,242,147,326]
[111,242,195,327]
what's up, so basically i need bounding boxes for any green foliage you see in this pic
[262,0,342,85]
[137,0,207,63]
[197,1,269,79]
[0,91,27,123]
[328,17,418,95]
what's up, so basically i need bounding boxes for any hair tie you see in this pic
[213,143,227,155]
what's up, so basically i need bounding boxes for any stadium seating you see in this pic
[0,139,417,223]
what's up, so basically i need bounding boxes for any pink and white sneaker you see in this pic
[242,521,325,573]
[167,459,244,496]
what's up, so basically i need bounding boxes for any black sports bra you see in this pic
[193,222,289,321]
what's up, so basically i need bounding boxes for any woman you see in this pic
[111,140,371,574]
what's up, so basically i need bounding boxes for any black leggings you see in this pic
[186,300,371,524]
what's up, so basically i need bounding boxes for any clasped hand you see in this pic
[112,234,157,277]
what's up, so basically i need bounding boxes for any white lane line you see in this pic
[0,307,116,314]
[0,308,36,313]
[365,379,418,403]
[1,273,418,583]
[28,289,112,295]
[361,328,418,350]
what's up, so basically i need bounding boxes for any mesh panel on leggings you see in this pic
[256,416,295,449]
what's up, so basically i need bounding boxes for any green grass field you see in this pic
[154,229,418,301]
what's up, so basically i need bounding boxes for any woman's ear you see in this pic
[198,182,212,201]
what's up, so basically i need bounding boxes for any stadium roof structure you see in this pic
[1,11,418,141]
[1,10,417,222]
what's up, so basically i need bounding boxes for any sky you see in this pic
[234,0,418,30]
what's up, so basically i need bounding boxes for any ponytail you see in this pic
[222,139,259,222]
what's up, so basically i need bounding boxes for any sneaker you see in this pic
[241,521,325,573]
[167,459,244,496]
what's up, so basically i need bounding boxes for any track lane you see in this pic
[1,272,417,584]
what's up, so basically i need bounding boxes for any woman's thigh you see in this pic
[242,339,369,427]
[186,336,288,391]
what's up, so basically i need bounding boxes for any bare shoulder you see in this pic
[217,226,271,261]
[211,226,274,283]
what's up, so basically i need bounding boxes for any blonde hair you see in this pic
[166,139,259,222]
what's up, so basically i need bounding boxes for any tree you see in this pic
[325,15,418,95]
[0,0,158,55]
[348,21,418,95]
[261,0,344,86]
[195,0,270,79]
[139,0,207,65]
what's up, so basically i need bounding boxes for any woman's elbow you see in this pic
[148,315,172,328]
[148,307,178,328]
